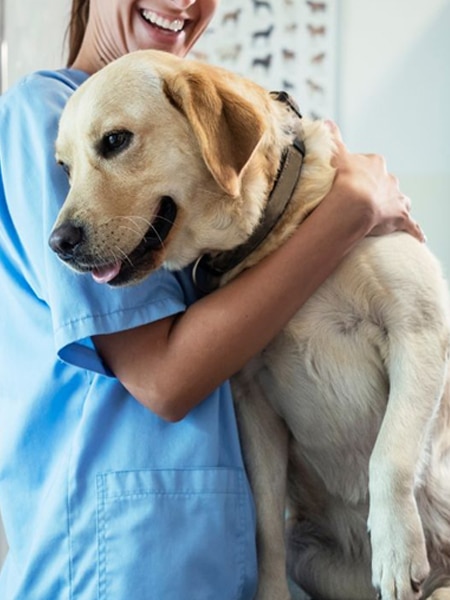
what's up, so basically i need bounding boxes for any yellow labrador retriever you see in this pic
[49,50,450,600]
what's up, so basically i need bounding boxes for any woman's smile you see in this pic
[140,9,186,33]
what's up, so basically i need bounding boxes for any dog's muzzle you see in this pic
[48,195,178,285]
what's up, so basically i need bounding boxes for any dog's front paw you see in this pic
[369,500,430,600]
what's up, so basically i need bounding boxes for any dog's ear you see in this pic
[163,67,266,197]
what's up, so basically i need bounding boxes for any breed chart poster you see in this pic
[190,0,339,120]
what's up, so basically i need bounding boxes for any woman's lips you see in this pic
[140,9,185,33]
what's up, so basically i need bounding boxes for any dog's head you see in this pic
[49,50,272,285]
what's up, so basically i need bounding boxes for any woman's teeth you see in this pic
[141,10,184,32]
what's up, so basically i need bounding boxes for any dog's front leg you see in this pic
[368,330,449,600]
[232,366,291,600]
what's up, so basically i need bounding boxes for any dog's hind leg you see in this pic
[423,572,450,600]
[286,520,376,600]
[232,366,291,600]
[427,590,450,600]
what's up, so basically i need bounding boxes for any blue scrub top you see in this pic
[0,69,257,599]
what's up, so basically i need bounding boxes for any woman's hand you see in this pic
[324,121,425,242]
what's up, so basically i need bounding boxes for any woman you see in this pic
[0,1,423,599]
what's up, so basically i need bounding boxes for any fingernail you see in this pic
[324,119,336,130]
[418,225,427,243]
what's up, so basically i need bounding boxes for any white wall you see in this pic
[338,0,450,279]
[2,0,70,90]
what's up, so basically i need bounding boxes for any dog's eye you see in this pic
[99,130,133,158]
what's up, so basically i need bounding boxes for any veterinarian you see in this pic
[0,1,425,598]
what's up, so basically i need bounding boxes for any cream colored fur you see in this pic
[51,50,450,600]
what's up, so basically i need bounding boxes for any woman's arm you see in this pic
[93,126,424,422]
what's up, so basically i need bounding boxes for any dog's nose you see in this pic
[48,222,84,259]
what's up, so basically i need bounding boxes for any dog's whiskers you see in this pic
[114,215,152,237]
[115,215,169,250]
[148,223,165,250]
[152,214,176,227]
[113,245,134,268]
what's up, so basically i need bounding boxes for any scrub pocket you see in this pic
[96,468,257,600]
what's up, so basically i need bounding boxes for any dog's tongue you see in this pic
[91,262,121,284]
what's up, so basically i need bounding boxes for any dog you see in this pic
[306,1,327,12]
[252,0,273,13]
[252,54,273,71]
[282,48,297,62]
[218,43,242,62]
[306,77,325,94]
[49,50,450,600]
[307,23,327,37]
[222,8,242,25]
[252,25,275,44]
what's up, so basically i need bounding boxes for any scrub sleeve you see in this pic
[0,70,258,600]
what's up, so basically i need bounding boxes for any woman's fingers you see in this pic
[322,119,426,243]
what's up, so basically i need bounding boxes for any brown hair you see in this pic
[66,0,90,66]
